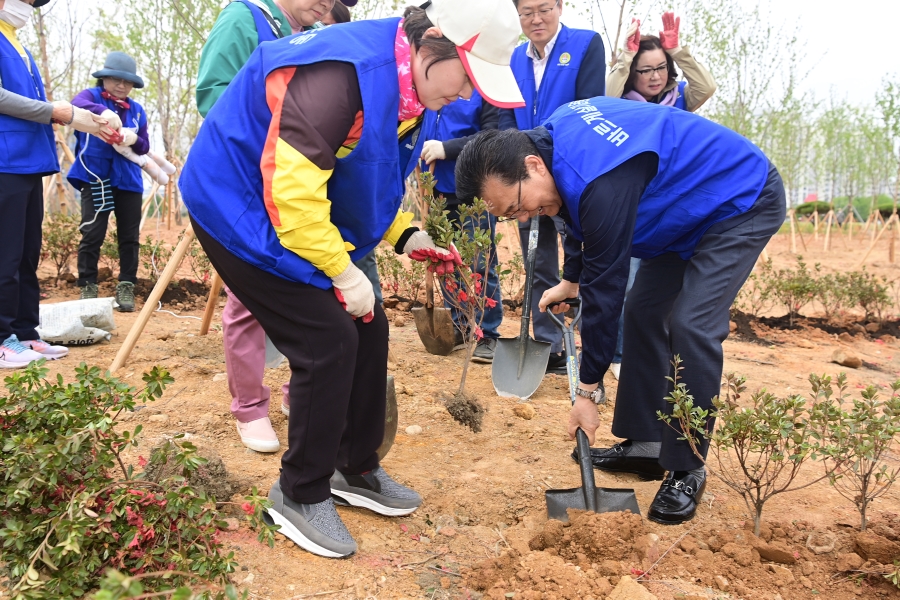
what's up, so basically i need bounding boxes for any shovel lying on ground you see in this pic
[492,215,551,399]
[545,299,640,522]
[412,271,456,356]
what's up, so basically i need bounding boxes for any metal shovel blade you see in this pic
[412,274,456,356]
[377,375,398,460]
[492,336,551,399]
[545,487,642,522]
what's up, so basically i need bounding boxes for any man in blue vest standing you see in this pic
[456,97,786,525]
[420,89,502,362]
[500,0,606,373]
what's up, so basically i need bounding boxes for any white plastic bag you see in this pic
[36,298,117,346]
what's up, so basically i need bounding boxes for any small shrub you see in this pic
[139,235,173,283]
[845,269,891,323]
[770,256,817,326]
[375,244,426,304]
[0,362,274,599]
[498,251,524,307]
[41,213,81,282]
[733,259,774,318]
[187,236,213,283]
[100,227,120,272]
[815,374,900,531]
[659,357,838,536]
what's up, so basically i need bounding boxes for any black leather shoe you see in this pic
[546,352,567,374]
[570,442,666,480]
[647,471,706,525]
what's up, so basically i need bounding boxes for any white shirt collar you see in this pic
[525,22,563,61]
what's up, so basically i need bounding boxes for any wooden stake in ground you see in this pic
[845,210,855,243]
[813,210,819,241]
[823,209,834,252]
[109,227,195,373]
[138,182,161,232]
[199,271,224,335]
[791,211,808,252]
[856,212,900,269]
[788,209,797,253]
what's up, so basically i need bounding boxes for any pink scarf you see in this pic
[274,1,303,34]
[394,20,425,122]
[623,88,677,107]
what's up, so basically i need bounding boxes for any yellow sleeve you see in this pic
[382,209,414,247]
[267,137,351,278]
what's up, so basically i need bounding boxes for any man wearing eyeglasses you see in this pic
[456,97,786,525]
[499,0,606,374]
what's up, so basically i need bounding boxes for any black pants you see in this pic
[0,173,43,342]
[613,165,787,471]
[77,183,141,285]
[193,221,387,504]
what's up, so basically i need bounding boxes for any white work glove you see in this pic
[420,140,446,165]
[148,149,177,175]
[403,230,462,275]
[331,262,375,322]
[113,144,169,185]
[118,128,138,146]
[100,108,122,131]
[69,106,107,135]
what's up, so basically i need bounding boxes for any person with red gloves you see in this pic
[68,51,151,314]
[179,0,523,558]
[607,12,716,111]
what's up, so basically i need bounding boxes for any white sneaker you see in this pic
[235,417,281,453]
[610,362,621,380]
[0,335,45,369]
[20,339,69,359]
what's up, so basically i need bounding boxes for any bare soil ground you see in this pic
[30,227,900,599]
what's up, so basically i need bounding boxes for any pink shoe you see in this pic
[20,339,69,359]
[236,417,281,453]
[0,335,44,369]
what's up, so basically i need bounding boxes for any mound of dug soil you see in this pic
[465,511,647,599]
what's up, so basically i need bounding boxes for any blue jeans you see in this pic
[354,249,382,305]
[440,206,503,338]
[613,257,641,363]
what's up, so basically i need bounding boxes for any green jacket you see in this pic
[195,0,291,117]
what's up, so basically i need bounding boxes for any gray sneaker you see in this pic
[115,282,135,312]
[471,337,497,363]
[80,283,99,300]
[330,467,422,516]
[264,480,357,558]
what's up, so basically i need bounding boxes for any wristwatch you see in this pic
[575,383,606,405]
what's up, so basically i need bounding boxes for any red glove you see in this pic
[403,231,463,275]
[659,12,680,50]
[626,19,641,52]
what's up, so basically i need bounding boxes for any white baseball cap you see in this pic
[424,0,525,109]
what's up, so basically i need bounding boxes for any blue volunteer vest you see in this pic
[0,35,58,176]
[422,89,483,195]
[545,97,770,259]
[67,88,146,193]
[237,0,282,44]
[510,25,596,130]
[180,18,423,289]
[673,81,687,110]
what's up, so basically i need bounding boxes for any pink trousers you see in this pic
[222,287,289,422]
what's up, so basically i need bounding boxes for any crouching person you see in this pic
[455,96,785,526]
[179,0,523,557]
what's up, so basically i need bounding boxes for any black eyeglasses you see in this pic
[518,0,559,21]
[497,180,526,223]
[635,64,668,78]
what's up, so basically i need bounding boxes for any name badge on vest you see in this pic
[557,52,571,66]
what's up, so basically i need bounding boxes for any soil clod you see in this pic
[441,391,485,432]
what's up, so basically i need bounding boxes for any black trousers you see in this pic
[77,184,141,285]
[0,173,43,342]
[613,165,787,471]
[193,221,387,504]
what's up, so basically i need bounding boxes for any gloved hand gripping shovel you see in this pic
[545,299,641,522]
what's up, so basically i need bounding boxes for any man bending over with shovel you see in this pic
[455,96,785,526]
[180,0,524,557]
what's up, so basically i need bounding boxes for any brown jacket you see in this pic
[606,45,716,112]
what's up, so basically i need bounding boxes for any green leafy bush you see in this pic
[139,236,173,283]
[0,362,274,599]
[41,213,82,282]
[375,245,426,304]
[770,256,818,326]
[498,251,524,307]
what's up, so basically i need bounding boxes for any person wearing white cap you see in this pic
[179,0,522,558]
